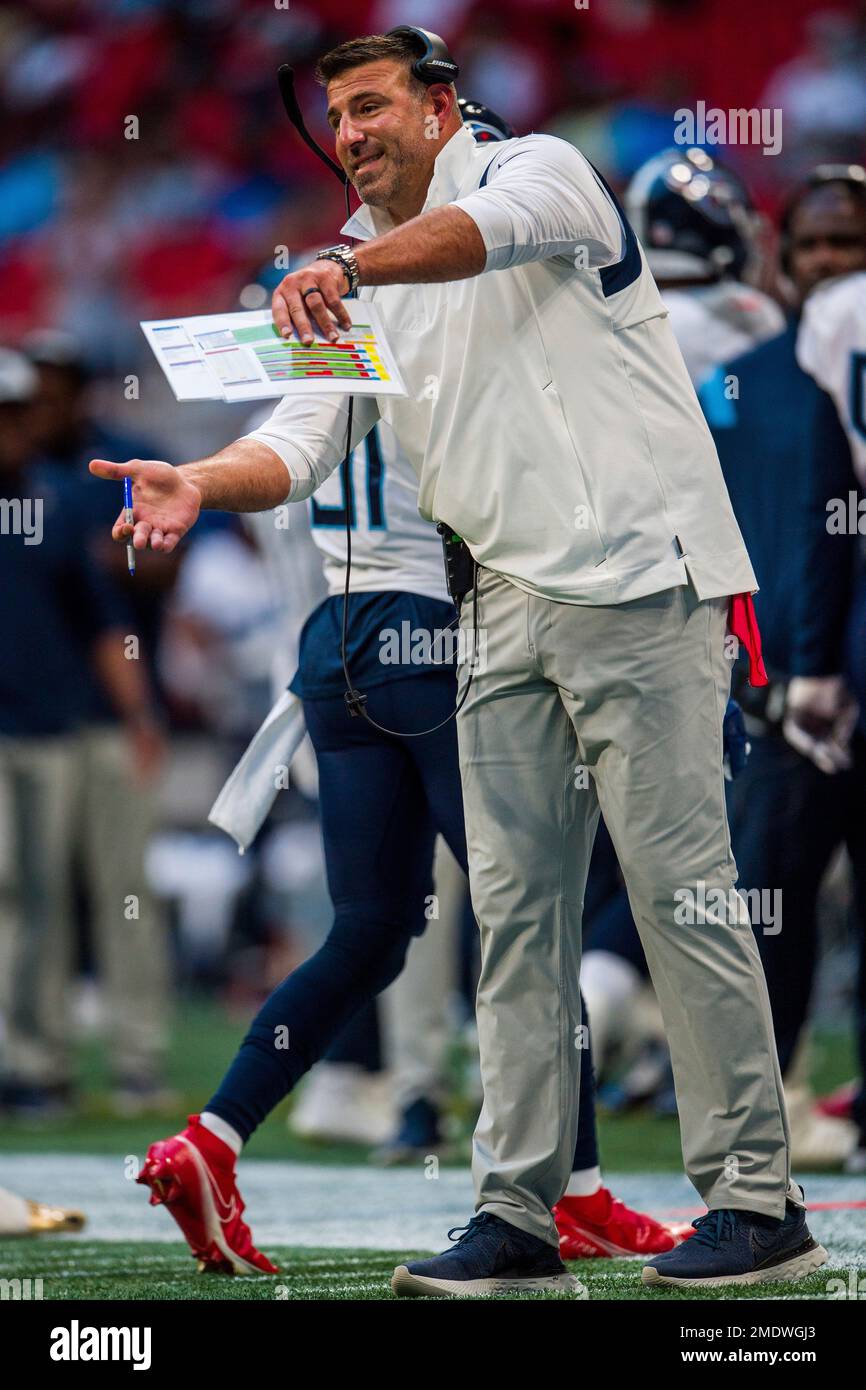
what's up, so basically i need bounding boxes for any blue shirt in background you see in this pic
[699,321,859,681]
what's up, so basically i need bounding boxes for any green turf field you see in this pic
[0,1237,850,1301]
[0,997,861,1303]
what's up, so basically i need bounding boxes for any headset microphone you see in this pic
[277,65,347,183]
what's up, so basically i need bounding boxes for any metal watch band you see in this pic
[315,245,360,294]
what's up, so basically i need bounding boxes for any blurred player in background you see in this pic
[568,156,866,1178]
[698,166,866,1167]
[794,170,866,1171]
[795,170,866,492]
[625,147,784,387]
[0,347,165,1117]
[579,149,784,1095]
[23,333,172,1115]
[577,162,866,1167]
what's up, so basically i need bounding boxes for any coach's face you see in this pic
[326,60,455,221]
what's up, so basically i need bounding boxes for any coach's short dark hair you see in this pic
[314,33,430,96]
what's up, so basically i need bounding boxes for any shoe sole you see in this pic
[641,1240,829,1289]
[391,1267,583,1298]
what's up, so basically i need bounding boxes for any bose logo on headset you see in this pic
[386,25,460,84]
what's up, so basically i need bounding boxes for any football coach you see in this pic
[92,27,826,1296]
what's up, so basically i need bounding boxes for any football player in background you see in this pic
[794,168,866,1172]
[579,162,866,1166]
[698,165,866,1168]
[626,146,784,387]
[796,176,866,487]
[579,149,784,1095]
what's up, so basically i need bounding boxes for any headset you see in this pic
[778,163,866,278]
[276,27,483,739]
[388,25,460,85]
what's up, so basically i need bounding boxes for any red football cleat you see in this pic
[137,1114,278,1275]
[554,1187,696,1259]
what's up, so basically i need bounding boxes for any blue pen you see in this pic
[123,476,135,576]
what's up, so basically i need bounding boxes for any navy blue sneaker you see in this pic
[392,1212,583,1298]
[642,1199,827,1288]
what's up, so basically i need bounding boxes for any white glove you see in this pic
[782,676,859,774]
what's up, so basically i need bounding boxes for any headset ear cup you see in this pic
[386,24,459,84]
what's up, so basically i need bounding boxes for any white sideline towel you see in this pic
[208,689,307,852]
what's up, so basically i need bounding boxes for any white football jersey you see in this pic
[797,272,866,486]
[243,499,329,697]
[307,420,448,603]
[662,281,785,388]
[244,408,449,694]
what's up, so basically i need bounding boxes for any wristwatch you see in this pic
[315,244,360,294]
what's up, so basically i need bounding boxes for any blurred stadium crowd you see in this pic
[3,0,866,368]
[1,0,865,1171]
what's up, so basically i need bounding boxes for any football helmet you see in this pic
[626,147,760,282]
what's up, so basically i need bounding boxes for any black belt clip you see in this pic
[437,522,476,612]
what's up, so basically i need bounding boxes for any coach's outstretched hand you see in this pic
[89,458,202,555]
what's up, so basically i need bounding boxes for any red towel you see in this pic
[728,592,768,687]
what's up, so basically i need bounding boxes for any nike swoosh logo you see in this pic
[180,1138,239,1222]
[202,1166,238,1222]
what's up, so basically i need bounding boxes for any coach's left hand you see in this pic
[272,259,353,346]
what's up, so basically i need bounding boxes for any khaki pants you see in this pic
[0,727,168,1086]
[74,726,168,1081]
[0,736,79,1085]
[456,570,796,1246]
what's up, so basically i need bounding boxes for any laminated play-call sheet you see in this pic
[141,302,407,402]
